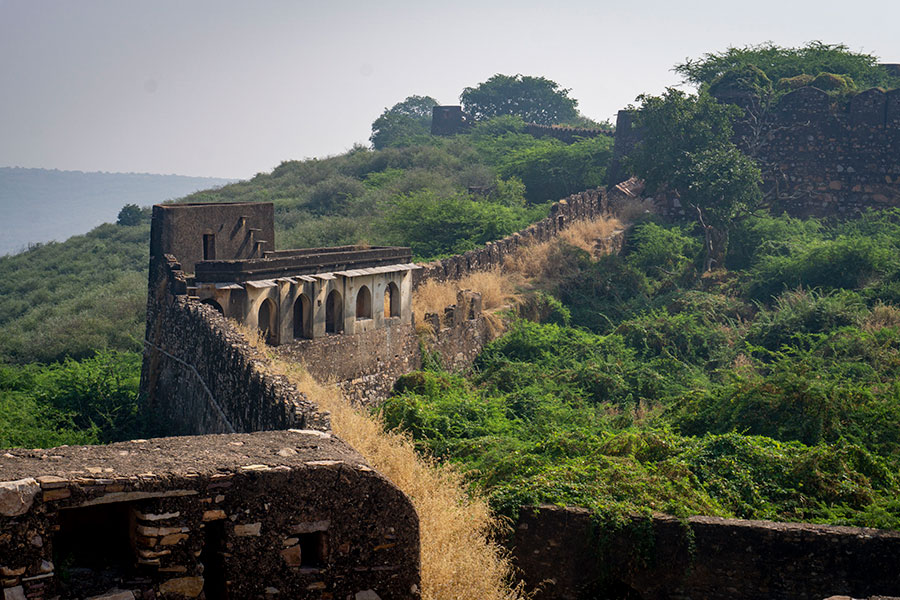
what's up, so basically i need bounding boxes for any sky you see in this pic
[1,0,898,180]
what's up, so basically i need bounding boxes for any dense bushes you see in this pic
[0,351,144,448]
[382,212,900,529]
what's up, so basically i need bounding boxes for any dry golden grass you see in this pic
[226,321,524,600]
[558,217,622,254]
[412,268,522,328]
[864,303,900,331]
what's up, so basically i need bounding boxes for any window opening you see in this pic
[356,285,372,320]
[298,532,328,568]
[203,234,216,260]
[385,282,400,318]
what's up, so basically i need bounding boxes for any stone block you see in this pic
[0,478,38,516]
[850,88,887,127]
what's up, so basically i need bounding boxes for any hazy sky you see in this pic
[1,0,898,179]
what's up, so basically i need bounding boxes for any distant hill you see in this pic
[0,167,237,256]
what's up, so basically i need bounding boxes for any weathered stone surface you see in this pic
[234,522,261,537]
[281,544,302,566]
[85,590,136,600]
[0,478,38,517]
[355,591,383,600]
[159,576,204,597]
[513,505,900,600]
[2,586,25,600]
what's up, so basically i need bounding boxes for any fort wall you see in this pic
[140,254,330,435]
[0,430,420,599]
[415,187,608,285]
[522,123,612,144]
[512,505,900,600]
[610,87,900,217]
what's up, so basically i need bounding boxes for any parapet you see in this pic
[0,430,420,599]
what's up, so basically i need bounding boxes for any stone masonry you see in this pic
[0,431,420,600]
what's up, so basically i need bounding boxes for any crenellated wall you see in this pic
[140,254,330,435]
[415,187,608,285]
[610,87,900,218]
[512,505,900,600]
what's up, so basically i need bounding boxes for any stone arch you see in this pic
[325,289,343,334]
[258,298,276,344]
[356,285,372,320]
[384,282,400,318]
[201,298,224,315]
[293,293,312,339]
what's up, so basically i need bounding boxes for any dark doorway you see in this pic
[53,503,135,597]
[356,286,372,320]
[325,290,343,334]
[201,519,228,599]
[258,298,276,344]
[293,294,311,339]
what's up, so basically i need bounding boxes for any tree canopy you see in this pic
[460,74,579,125]
[675,41,900,90]
[628,89,761,269]
[370,95,439,149]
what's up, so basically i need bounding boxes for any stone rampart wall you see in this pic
[610,87,900,218]
[415,188,608,285]
[274,290,489,405]
[512,505,900,600]
[522,124,613,144]
[140,254,330,435]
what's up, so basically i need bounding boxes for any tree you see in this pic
[628,89,762,270]
[370,95,439,149]
[675,41,900,90]
[116,204,143,226]
[460,74,579,125]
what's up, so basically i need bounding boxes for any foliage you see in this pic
[460,74,579,125]
[381,212,900,530]
[707,63,773,99]
[500,135,613,203]
[378,190,544,259]
[675,41,900,90]
[1,351,144,448]
[370,95,439,150]
[116,203,145,226]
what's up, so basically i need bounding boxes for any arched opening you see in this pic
[356,286,372,320]
[293,294,311,339]
[325,290,343,334]
[384,282,400,318]
[201,298,224,315]
[258,298,276,344]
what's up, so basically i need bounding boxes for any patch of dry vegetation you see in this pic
[558,217,622,253]
[412,269,523,328]
[231,321,524,600]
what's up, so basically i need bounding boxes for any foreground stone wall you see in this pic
[140,254,330,435]
[512,505,900,600]
[415,188,608,285]
[0,430,420,600]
